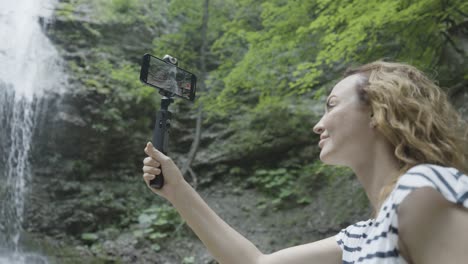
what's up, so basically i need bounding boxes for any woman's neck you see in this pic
[352,141,401,211]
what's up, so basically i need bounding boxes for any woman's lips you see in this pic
[318,137,329,148]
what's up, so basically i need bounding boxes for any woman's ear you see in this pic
[370,113,376,128]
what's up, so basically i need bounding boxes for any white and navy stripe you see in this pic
[336,164,468,264]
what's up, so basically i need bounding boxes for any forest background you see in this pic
[22,0,468,263]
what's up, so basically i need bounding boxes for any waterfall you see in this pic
[0,0,64,263]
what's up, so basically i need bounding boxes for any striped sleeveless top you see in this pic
[335,164,468,264]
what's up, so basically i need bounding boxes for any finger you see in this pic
[144,142,168,162]
[143,157,161,167]
[143,173,155,182]
[142,166,161,175]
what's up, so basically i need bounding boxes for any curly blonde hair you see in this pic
[344,61,468,204]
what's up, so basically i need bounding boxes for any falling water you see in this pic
[0,0,64,263]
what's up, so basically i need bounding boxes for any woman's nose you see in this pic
[313,120,324,135]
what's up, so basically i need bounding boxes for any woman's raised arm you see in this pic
[142,142,342,264]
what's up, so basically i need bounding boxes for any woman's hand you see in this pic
[142,142,186,201]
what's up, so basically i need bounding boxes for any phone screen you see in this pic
[140,54,197,101]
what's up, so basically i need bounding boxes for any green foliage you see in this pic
[55,2,76,20]
[132,204,183,248]
[224,1,320,93]
[205,0,468,115]
[67,53,158,170]
[79,188,127,220]
[182,256,195,264]
[150,0,239,80]
[215,97,315,161]
[85,59,156,123]
[249,161,353,209]
[58,0,468,181]
[69,179,150,233]
[249,168,298,208]
[69,160,92,180]
[90,0,143,24]
[299,0,467,90]
[57,0,468,134]
[81,233,99,244]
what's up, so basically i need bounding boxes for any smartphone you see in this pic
[140,53,197,101]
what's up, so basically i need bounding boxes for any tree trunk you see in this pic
[181,0,209,188]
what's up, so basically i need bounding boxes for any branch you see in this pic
[448,80,468,99]
[188,166,198,190]
[181,107,203,176]
[455,8,468,18]
[440,31,465,55]
[447,20,468,35]
[181,0,208,179]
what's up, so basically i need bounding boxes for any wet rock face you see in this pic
[25,5,163,234]
[0,85,14,175]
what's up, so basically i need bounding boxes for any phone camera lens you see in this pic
[163,54,178,65]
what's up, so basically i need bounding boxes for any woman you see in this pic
[142,61,468,264]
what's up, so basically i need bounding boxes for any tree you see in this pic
[207,0,468,115]
[151,0,240,184]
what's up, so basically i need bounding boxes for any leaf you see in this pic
[81,233,99,241]
[151,244,161,252]
[149,232,167,240]
[133,230,144,238]
[138,213,157,226]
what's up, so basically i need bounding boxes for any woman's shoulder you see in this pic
[396,165,468,263]
[401,163,464,181]
[393,163,468,207]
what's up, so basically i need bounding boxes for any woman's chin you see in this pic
[319,150,331,163]
[319,148,340,165]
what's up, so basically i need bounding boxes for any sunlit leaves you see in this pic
[210,0,465,115]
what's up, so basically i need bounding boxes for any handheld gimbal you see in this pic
[148,55,178,189]
[140,53,197,188]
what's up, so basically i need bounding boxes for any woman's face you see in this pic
[313,74,376,167]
